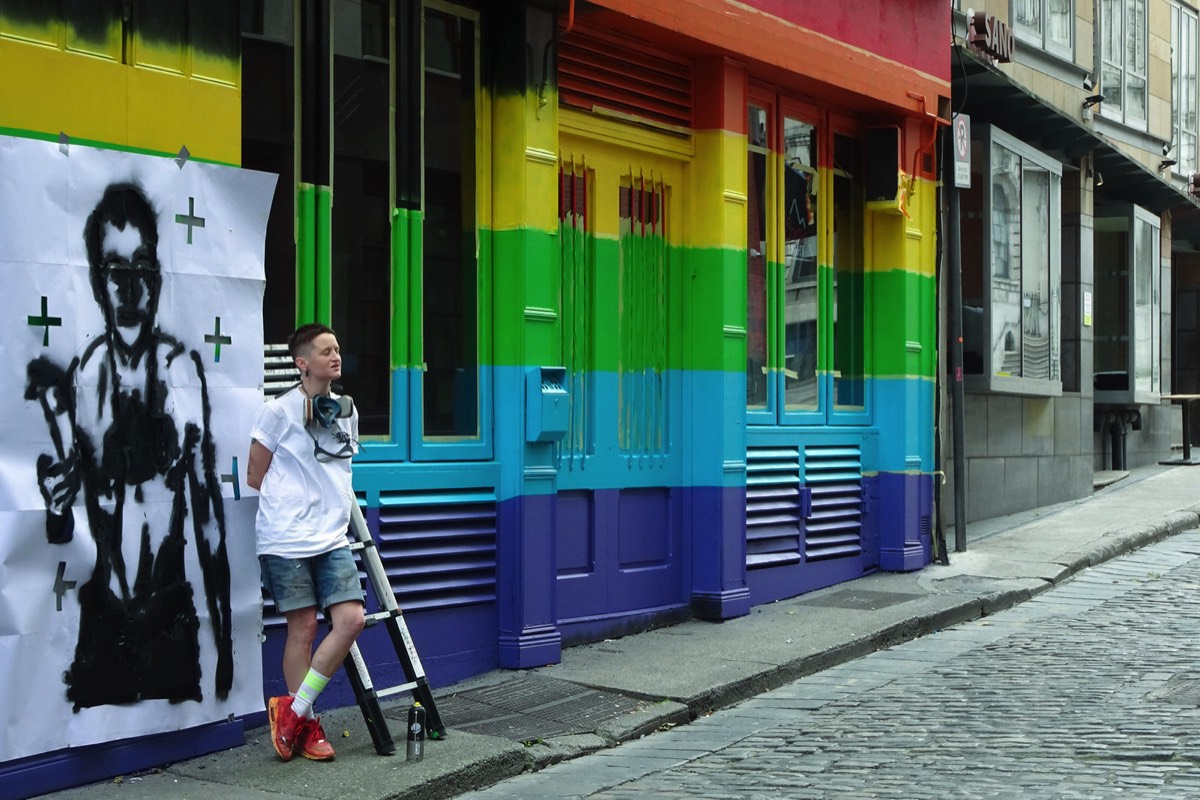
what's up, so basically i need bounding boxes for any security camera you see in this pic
[1083,75,1095,92]
[1083,93,1105,109]
[1163,142,1174,156]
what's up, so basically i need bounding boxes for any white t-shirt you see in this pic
[251,388,359,558]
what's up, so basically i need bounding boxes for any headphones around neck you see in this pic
[300,388,355,428]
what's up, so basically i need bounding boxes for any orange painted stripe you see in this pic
[586,0,948,124]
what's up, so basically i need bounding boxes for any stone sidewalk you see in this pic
[36,463,1200,800]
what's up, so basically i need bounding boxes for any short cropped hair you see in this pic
[288,323,337,360]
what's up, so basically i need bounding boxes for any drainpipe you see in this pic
[946,124,968,552]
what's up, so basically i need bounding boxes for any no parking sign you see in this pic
[954,114,971,189]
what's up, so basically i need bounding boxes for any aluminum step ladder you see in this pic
[341,501,446,755]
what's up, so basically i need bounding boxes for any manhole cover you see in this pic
[1146,674,1200,704]
[929,574,1014,594]
[794,589,922,611]
[387,674,647,741]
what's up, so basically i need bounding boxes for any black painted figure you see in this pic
[25,183,233,710]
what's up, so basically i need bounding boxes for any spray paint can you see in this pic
[406,701,426,762]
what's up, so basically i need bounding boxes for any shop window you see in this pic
[1012,0,1073,60]
[746,94,869,425]
[420,3,481,444]
[1099,0,1147,128]
[960,125,1062,397]
[1094,206,1162,404]
[1172,2,1199,175]
[241,0,296,350]
[331,0,391,436]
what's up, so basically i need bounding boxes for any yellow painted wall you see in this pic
[0,36,240,164]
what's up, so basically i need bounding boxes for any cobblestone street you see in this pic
[464,531,1200,799]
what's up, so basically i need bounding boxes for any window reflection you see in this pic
[331,0,391,436]
[422,7,479,438]
[783,116,818,411]
[747,104,769,409]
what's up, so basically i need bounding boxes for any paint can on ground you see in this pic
[406,701,426,762]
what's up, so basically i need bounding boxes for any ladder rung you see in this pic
[365,609,402,625]
[376,682,421,700]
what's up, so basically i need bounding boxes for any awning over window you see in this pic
[951,45,1198,217]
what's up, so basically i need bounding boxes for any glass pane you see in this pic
[332,0,391,435]
[241,1,295,349]
[1126,74,1147,122]
[832,133,864,411]
[1015,0,1041,33]
[991,144,1021,378]
[1048,0,1072,49]
[423,9,479,438]
[783,115,818,411]
[1021,165,1051,380]
[747,104,769,409]
[1133,217,1154,392]
[1094,223,1129,379]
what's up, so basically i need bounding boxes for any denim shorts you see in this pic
[259,547,364,614]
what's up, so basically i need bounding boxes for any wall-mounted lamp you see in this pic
[1088,168,1104,187]
[1082,93,1106,109]
[1160,158,1177,172]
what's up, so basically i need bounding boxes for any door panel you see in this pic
[555,133,686,625]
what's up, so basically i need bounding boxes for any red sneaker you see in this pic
[267,696,301,761]
[296,716,336,761]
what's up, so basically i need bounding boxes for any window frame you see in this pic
[410,0,492,462]
[1094,204,1163,406]
[1011,0,1074,61]
[1171,1,1199,176]
[1099,0,1148,129]
[745,92,873,427]
[965,125,1063,398]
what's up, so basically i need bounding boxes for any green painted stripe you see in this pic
[391,209,408,369]
[870,268,936,377]
[484,223,934,378]
[296,184,316,324]
[0,127,236,166]
[316,184,332,324]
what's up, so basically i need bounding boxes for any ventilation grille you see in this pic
[746,446,802,569]
[921,152,935,177]
[376,488,498,611]
[558,24,692,129]
[804,445,863,561]
[264,342,295,397]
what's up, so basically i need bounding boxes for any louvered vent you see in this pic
[746,446,803,569]
[921,152,935,177]
[804,445,863,561]
[376,488,497,611]
[557,24,692,129]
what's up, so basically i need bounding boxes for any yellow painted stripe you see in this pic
[0,39,239,163]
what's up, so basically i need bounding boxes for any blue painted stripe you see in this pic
[352,365,934,501]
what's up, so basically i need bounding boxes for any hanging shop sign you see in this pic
[966,9,1014,64]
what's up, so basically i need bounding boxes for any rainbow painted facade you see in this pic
[1,0,948,788]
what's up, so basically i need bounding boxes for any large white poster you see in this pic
[0,135,276,762]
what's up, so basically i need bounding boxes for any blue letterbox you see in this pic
[526,366,569,443]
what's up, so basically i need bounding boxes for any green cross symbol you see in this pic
[28,295,62,346]
[175,196,206,244]
[205,316,232,362]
